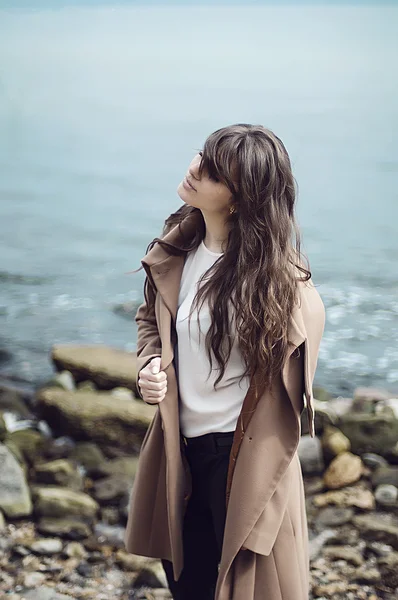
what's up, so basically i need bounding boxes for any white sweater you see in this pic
[175,239,250,438]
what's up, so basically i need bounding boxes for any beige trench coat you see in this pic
[124,210,326,600]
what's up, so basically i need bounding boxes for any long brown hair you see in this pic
[134,124,311,391]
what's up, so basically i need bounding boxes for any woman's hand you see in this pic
[138,356,167,404]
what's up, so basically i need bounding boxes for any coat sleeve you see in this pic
[135,275,162,401]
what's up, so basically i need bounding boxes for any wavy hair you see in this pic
[134,124,311,391]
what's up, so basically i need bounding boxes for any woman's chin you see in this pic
[177,184,196,206]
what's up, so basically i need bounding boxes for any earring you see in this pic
[229,204,236,215]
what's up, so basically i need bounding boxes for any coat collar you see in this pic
[140,208,307,351]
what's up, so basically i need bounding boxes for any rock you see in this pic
[32,486,99,519]
[313,386,333,403]
[37,517,92,540]
[35,387,156,451]
[30,537,63,555]
[378,551,398,589]
[115,549,155,571]
[323,451,363,489]
[92,475,132,504]
[312,581,348,596]
[51,344,138,393]
[297,435,324,474]
[0,389,32,417]
[89,456,139,479]
[371,465,398,487]
[22,588,76,600]
[337,412,398,456]
[52,370,76,391]
[42,436,76,460]
[22,572,47,588]
[315,506,354,528]
[349,565,381,583]
[3,429,47,465]
[308,529,337,561]
[0,443,32,517]
[0,413,6,440]
[321,424,351,457]
[111,387,135,402]
[322,544,364,566]
[69,441,106,472]
[76,380,97,392]
[63,541,87,559]
[134,561,168,589]
[93,522,125,548]
[0,509,5,531]
[354,386,392,406]
[362,452,389,470]
[353,513,398,550]
[34,459,83,490]
[375,484,398,506]
[313,485,375,510]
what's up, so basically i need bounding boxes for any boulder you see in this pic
[337,412,398,456]
[0,443,32,517]
[35,387,156,451]
[323,451,363,489]
[31,485,99,519]
[34,459,84,491]
[50,344,138,393]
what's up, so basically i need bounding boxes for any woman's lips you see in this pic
[183,176,196,191]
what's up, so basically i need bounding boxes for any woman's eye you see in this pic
[198,151,203,156]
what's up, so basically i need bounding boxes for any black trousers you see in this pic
[161,430,235,600]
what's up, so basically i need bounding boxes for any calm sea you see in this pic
[0,1,397,397]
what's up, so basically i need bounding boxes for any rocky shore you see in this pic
[0,344,398,599]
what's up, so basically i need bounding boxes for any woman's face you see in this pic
[177,152,234,215]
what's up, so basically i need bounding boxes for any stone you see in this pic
[375,484,398,506]
[323,451,363,489]
[52,370,76,391]
[34,459,83,490]
[134,561,168,589]
[92,475,132,504]
[111,387,135,401]
[22,572,47,588]
[322,544,364,566]
[297,434,324,474]
[31,486,99,519]
[313,485,375,510]
[0,389,32,417]
[89,456,139,479]
[3,429,47,464]
[349,565,381,583]
[76,380,97,392]
[30,537,63,555]
[362,452,389,470]
[378,551,398,589]
[69,441,106,472]
[353,513,398,550]
[51,343,139,393]
[63,541,87,559]
[0,443,32,517]
[23,588,75,600]
[321,424,351,457]
[0,509,5,530]
[37,517,92,540]
[337,412,398,456]
[35,387,155,451]
[315,506,354,528]
[93,522,125,548]
[371,465,398,488]
[354,386,392,406]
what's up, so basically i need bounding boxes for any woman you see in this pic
[124,123,326,600]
